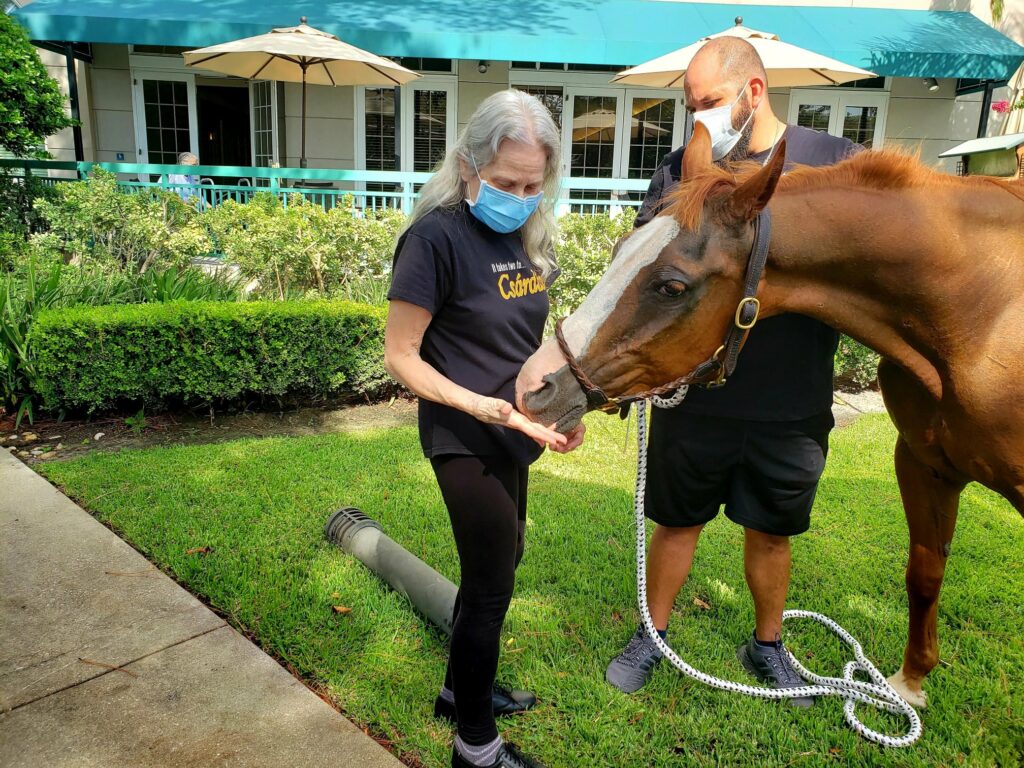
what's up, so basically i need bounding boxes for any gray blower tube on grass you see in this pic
[325,507,457,635]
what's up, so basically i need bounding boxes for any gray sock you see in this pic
[454,734,502,766]
[439,686,455,705]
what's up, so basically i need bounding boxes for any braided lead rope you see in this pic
[632,397,923,747]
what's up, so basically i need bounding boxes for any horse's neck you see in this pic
[762,183,1024,399]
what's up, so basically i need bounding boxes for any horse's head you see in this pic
[516,124,787,431]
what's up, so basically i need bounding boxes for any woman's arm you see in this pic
[384,299,567,449]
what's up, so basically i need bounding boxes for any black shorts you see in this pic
[644,409,832,537]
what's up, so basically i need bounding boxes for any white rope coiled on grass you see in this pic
[633,390,922,747]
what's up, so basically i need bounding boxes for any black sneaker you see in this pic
[434,685,537,723]
[605,625,663,693]
[737,633,815,708]
[451,741,546,768]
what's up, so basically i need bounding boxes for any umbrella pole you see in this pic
[301,63,308,168]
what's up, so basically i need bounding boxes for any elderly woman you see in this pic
[384,90,584,768]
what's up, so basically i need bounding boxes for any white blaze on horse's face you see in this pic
[561,216,681,358]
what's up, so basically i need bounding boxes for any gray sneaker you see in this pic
[606,625,663,693]
[737,633,815,708]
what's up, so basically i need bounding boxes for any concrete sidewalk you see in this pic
[0,450,402,768]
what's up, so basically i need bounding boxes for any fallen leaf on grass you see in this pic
[332,605,352,615]
[693,597,712,611]
[330,592,341,599]
[612,610,623,622]
[186,547,211,555]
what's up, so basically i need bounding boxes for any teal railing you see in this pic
[0,159,652,215]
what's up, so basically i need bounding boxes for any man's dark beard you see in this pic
[715,94,755,166]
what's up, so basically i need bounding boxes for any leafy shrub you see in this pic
[835,336,880,390]
[1,260,245,423]
[549,208,635,322]
[1,260,63,425]
[0,13,74,157]
[202,193,401,299]
[30,169,211,272]
[0,170,58,271]
[31,300,389,415]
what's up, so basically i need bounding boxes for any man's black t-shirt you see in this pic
[636,125,861,422]
[387,203,554,465]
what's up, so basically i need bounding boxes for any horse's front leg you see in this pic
[887,436,965,708]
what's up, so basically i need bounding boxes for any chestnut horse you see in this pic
[516,124,1024,708]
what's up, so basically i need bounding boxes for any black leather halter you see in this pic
[554,208,772,413]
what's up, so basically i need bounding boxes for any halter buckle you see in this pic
[734,297,761,330]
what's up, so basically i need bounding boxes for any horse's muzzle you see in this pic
[518,364,589,433]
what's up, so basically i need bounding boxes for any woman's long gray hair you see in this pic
[402,89,561,279]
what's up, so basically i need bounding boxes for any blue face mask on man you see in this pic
[466,155,543,234]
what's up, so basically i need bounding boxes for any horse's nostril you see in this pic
[523,378,554,412]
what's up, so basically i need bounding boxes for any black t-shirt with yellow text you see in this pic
[387,202,554,465]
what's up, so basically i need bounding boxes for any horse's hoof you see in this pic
[887,670,928,708]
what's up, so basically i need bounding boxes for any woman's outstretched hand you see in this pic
[549,421,586,454]
[475,397,567,449]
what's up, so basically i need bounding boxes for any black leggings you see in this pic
[430,454,528,745]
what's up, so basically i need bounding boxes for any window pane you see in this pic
[797,104,831,132]
[570,95,617,177]
[141,78,192,163]
[251,80,275,167]
[842,106,877,148]
[515,85,563,130]
[413,89,448,173]
[394,57,452,73]
[160,104,175,129]
[363,88,397,172]
[841,76,886,90]
[627,97,675,180]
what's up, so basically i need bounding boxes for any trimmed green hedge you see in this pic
[31,300,389,414]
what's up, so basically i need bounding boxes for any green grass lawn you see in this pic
[42,413,1023,767]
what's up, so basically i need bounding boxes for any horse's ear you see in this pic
[682,122,713,179]
[729,138,786,221]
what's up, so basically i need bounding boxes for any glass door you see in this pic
[788,90,888,149]
[132,72,198,165]
[564,88,622,212]
[249,80,280,173]
[408,86,453,173]
[622,90,687,204]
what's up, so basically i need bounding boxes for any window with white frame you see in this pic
[513,74,688,180]
[411,89,449,172]
[787,89,889,149]
[131,69,199,166]
[513,72,689,212]
[355,79,457,208]
[250,80,278,169]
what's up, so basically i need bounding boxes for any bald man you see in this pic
[606,38,862,704]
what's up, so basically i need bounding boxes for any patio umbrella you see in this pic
[184,18,420,167]
[612,17,876,89]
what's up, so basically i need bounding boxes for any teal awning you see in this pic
[15,0,1024,82]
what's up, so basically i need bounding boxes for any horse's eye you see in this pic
[657,280,686,298]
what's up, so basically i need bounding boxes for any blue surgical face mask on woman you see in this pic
[693,82,756,161]
[466,155,544,234]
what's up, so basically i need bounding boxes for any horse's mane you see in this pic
[667,148,1019,232]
